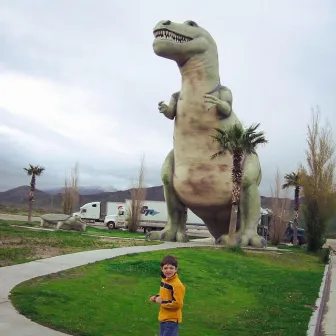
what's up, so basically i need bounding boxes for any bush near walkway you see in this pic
[11,247,324,336]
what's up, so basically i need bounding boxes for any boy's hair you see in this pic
[160,255,178,268]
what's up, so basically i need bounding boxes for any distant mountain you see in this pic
[0,186,59,209]
[0,186,49,204]
[0,184,293,212]
[42,186,116,195]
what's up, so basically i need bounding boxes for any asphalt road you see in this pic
[0,213,42,222]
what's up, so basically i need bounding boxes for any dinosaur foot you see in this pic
[215,234,241,247]
[216,231,266,248]
[146,227,189,243]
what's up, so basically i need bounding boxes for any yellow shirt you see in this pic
[158,273,185,323]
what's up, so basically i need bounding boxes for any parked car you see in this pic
[285,223,306,245]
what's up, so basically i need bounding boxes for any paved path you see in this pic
[321,240,336,336]
[0,241,209,336]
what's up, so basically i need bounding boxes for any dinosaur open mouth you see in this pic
[153,29,192,43]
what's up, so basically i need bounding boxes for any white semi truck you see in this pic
[74,200,272,235]
[72,201,124,222]
[73,199,205,232]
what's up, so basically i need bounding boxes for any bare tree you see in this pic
[300,107,336,251]
[126,155,147,233]
[269,168,291,245]
[62,162,80,215]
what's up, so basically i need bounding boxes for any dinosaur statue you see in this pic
[147,20,266,248]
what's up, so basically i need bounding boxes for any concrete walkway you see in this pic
[322,253,336,335]
[0,241,208,336]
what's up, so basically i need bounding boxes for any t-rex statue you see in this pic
[146,19,266,248]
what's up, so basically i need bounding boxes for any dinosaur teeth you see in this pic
[154,29,192,43]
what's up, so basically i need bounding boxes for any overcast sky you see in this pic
[0,0,335,196]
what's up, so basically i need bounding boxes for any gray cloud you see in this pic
[0,0,335,196]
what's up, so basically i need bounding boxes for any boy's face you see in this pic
[161,264,177,278]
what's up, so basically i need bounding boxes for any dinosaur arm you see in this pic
[204,86,232,119]
[218,87,233,117]
[159,91,179,120]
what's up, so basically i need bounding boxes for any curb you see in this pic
[11,225,54,231]
[306,252,333,336]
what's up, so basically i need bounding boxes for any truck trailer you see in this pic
[103,199,206,232]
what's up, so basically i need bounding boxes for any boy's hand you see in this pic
[155,296,163,304]
[149,296,157,302]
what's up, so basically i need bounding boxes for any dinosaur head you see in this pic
[153,20,217,67]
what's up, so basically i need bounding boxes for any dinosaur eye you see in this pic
[185,20,198,27]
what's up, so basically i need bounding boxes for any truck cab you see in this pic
[73,202,101,221]
[104,205,126,229]
[73,202,125,222]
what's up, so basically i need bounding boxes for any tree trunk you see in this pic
[227,151,243,247]
[27,174,35,223]
[292,186,300,246]
[28,200,33,222]
[293,210,299,245]
[228,204,238,247]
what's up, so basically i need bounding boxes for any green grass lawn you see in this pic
[0,220,158,267]
[85,226,146,239]
[10,247,324,336]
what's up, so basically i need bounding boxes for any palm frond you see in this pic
[210,122,268,159]
[23,164,45,176]
[211,150,227,160]
[282,171,300,189]
[210,128,231,151]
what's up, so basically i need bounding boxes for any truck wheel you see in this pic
[107,222,116,230]
[144,227,152,233]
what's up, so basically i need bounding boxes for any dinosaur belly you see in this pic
[173,162,232,206]
[172,98,233,207]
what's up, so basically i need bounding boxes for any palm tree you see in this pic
[23,164,45,222]
[211,123,268,246]
[282,172,301,245]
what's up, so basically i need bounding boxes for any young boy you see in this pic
[149,255,185,336]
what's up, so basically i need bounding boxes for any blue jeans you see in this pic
[159,321,179,336]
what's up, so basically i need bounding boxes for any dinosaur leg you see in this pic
[146,150,189,242]
[236,153,266,247]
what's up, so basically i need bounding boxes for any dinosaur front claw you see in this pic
[215,234,242,247]
[146,228,189,242]
[215,231,266,248]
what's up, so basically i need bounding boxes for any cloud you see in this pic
[0,0,335,196]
